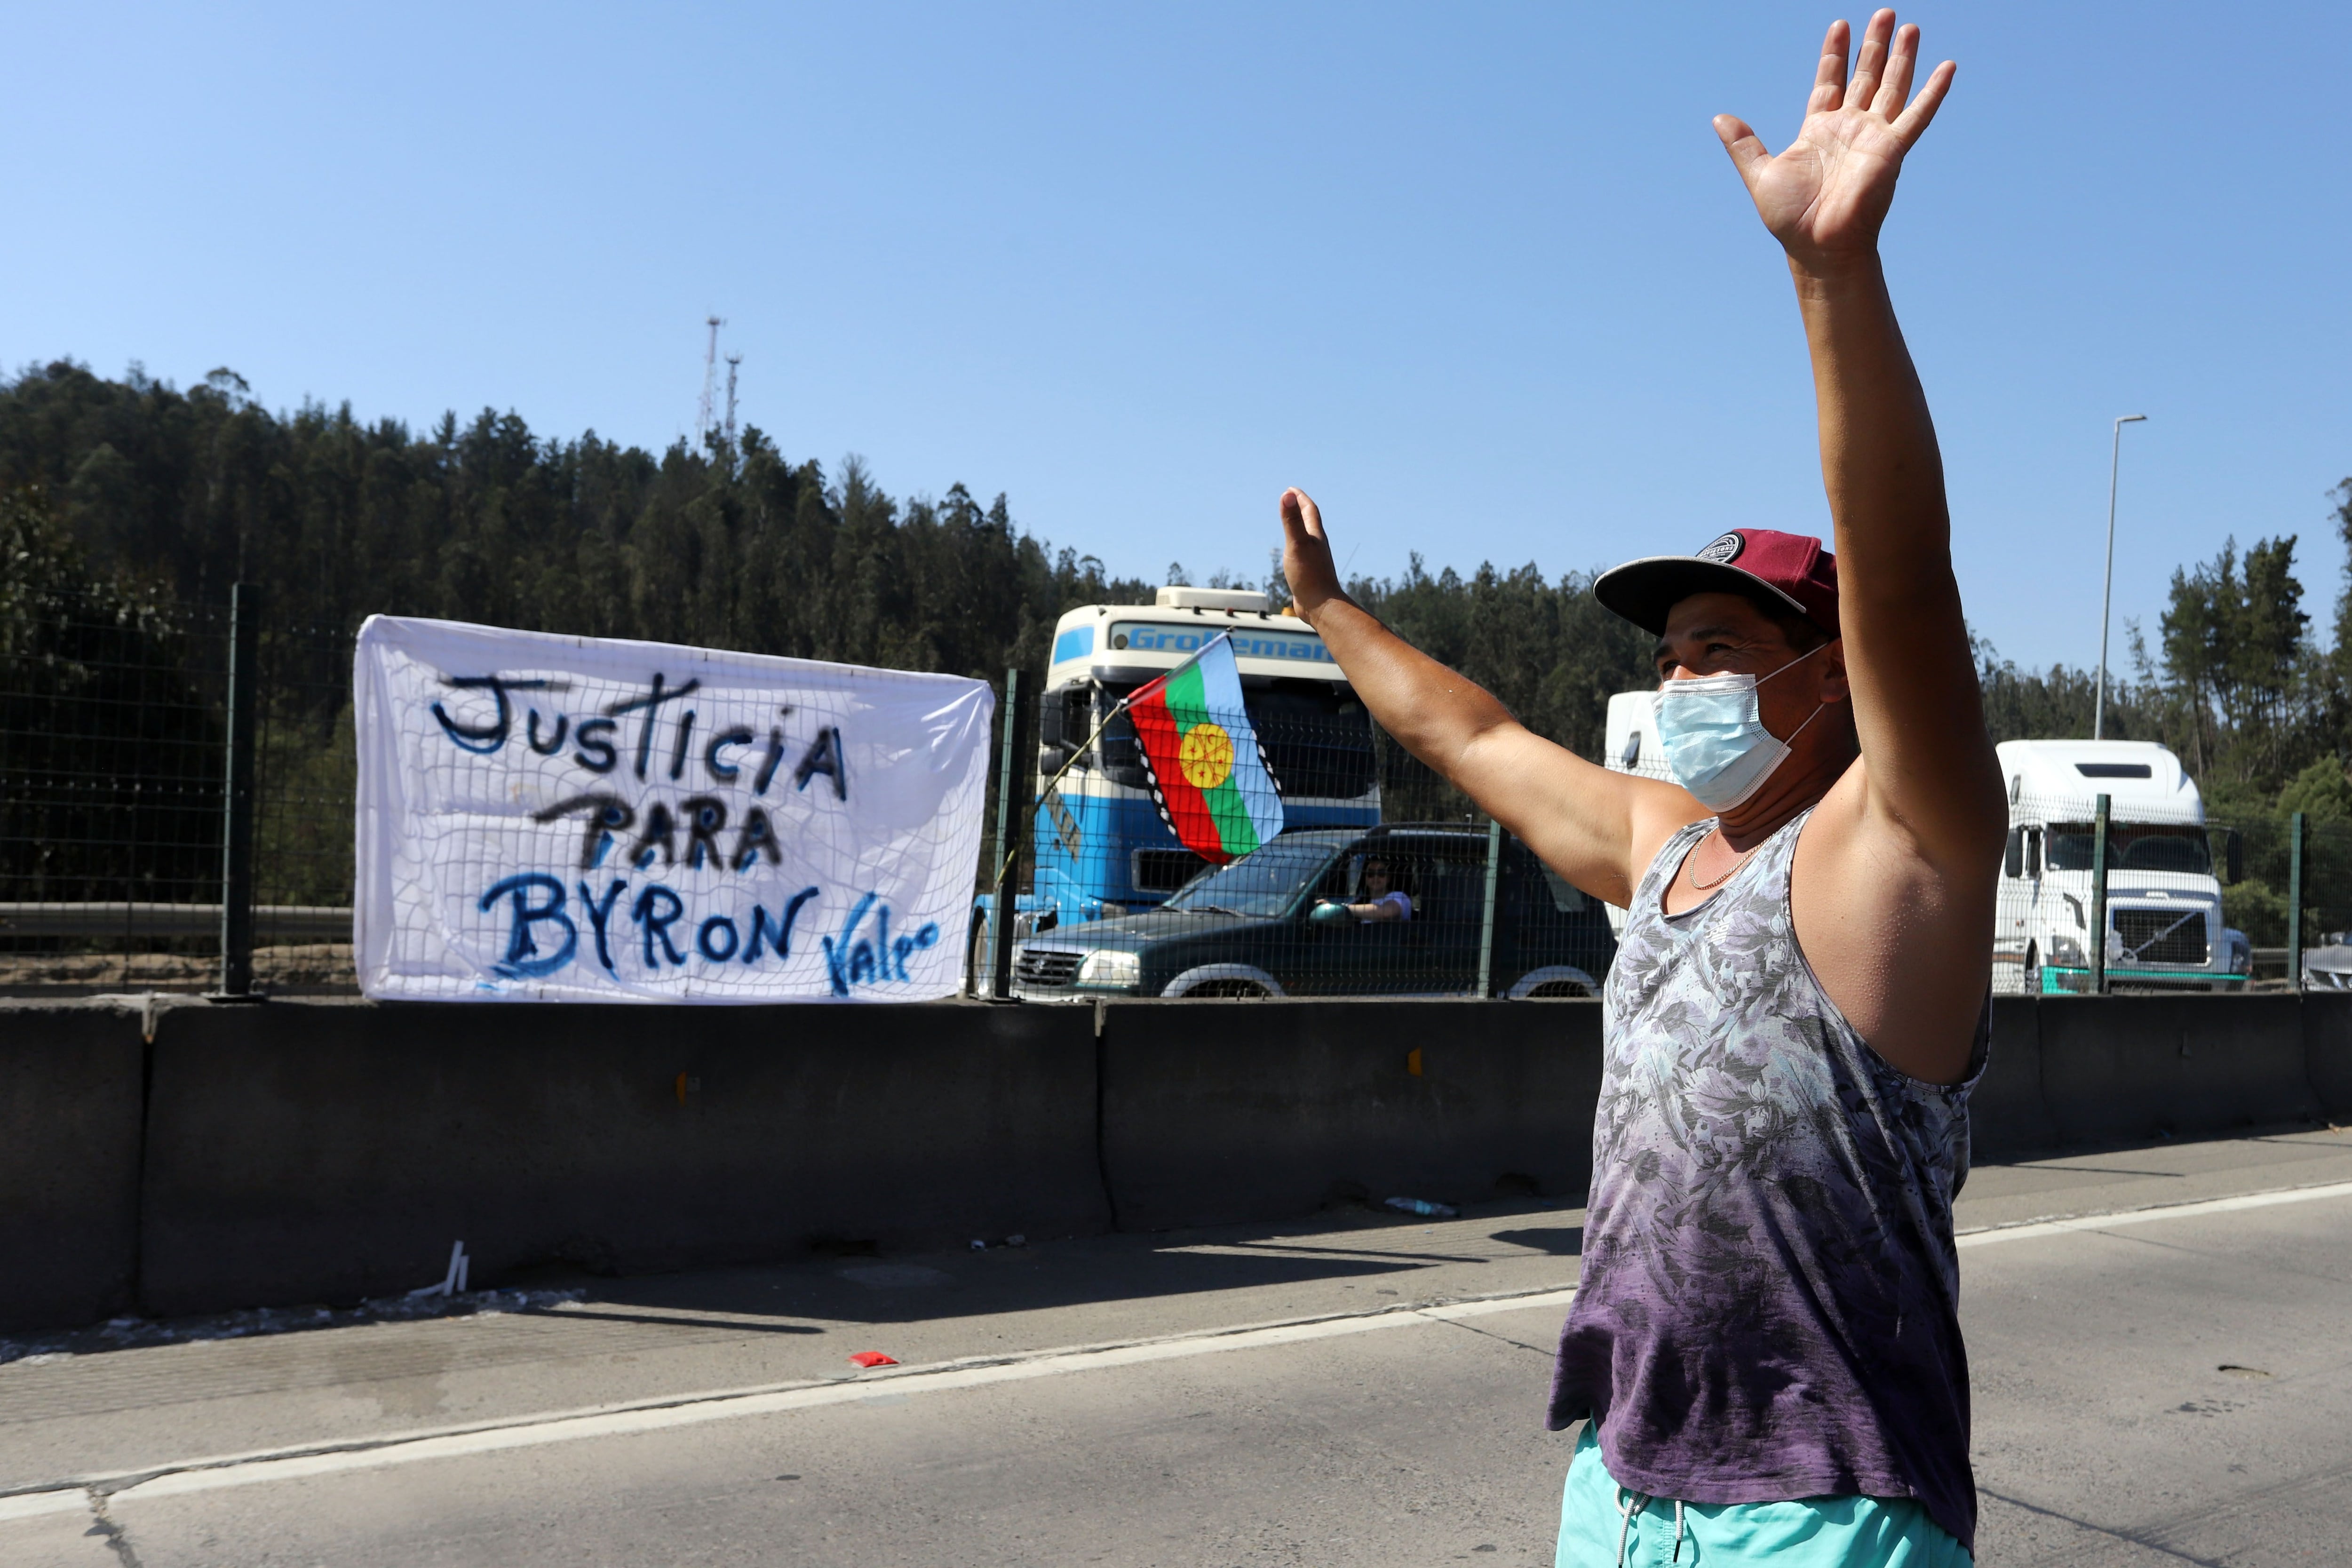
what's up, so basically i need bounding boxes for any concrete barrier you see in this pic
[1971,996,2059,1161]
[0,1002,147,1332]
[7,990,2348,1331]
[1099,998,1604,1231]
[2035,994,2324,1147]
[2302,990,2352,1120]
[138,1000,1108,1316]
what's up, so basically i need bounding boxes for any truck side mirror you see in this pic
[2224,827,2243,884]
[2003,827,2023,879]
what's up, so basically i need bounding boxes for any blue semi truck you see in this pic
[1012,585,1381,932]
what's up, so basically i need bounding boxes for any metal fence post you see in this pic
[1476,817,1503,998]
[989,668,1025,1002]
[215,583,261,1000]
[2089,792,2110,997]
[2289,810,2306,992]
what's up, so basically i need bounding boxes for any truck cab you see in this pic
[1029,587,1380,927]
[1995,739,2250,993]
[1600,689,1671,939]
[1602,700,2252,992]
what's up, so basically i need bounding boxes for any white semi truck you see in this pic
[1994,739,2249,994]
[1603,695,2249,990]
[1601,691,1671,939]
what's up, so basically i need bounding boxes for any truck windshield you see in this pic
[2045,824,2211,875]
[1164,840,1341,918]
[1090,680,1375,799]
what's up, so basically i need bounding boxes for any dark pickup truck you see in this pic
[1010,825,1616,1000]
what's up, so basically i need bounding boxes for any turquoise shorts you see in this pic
[1557,1426,1971,1567]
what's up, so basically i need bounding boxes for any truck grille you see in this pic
[1015,948,1082,988]
[2114,907,2208,966]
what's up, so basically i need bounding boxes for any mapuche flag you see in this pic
[1128,632,1284,864]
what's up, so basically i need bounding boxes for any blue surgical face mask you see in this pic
[1652,644,1828,811]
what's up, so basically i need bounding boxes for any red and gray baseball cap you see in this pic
[1593,528,1840,638]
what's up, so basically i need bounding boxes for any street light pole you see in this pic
[2094,414,2148,741]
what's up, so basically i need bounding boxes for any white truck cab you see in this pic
[1600,690,1672,938]
[1995,739,2249,993]
[1604,699,2250,990]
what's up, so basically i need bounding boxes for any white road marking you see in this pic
[0,1288,1580,1519]
[1955,1178,2352,1249]
[7,1175,2351,1520]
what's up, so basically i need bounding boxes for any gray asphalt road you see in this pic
[6,1129,2352,1567]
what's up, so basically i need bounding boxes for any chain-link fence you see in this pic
[0,588,355,996]
[18,598,2352,1007]
[2217,810,2352,990]
[968,668,1618,1002]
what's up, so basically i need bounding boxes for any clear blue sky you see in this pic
[8,2,2349,671]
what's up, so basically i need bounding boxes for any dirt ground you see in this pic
[0,943,356,995]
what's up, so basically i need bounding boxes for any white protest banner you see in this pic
[353,616,993,1002]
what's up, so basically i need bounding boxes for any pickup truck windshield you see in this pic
[2045,823,2211,875]
[1165,841,1341,918]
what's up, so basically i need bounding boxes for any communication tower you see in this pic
[723,353,742,447]
[694,315,723,447]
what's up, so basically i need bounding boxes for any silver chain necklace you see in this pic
[1687,828,1755,891]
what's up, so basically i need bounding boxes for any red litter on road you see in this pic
[848,1352,899,1369]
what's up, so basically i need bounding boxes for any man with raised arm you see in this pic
[1278,13,1999,1565]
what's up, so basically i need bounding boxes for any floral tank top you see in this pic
[1546,809,1987,1551]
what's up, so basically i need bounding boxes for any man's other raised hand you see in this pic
[1713,10,1954,274]
[1279,488,1346,621]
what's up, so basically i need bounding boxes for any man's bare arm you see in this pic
[1279,489,1688,906]
[1715,13,2003,871]
[1711,11,2003,1083]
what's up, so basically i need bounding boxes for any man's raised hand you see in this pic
[1714,10,1954,273]
[1279,488,1345,621]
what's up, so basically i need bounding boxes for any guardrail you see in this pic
[0,904,351,940]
